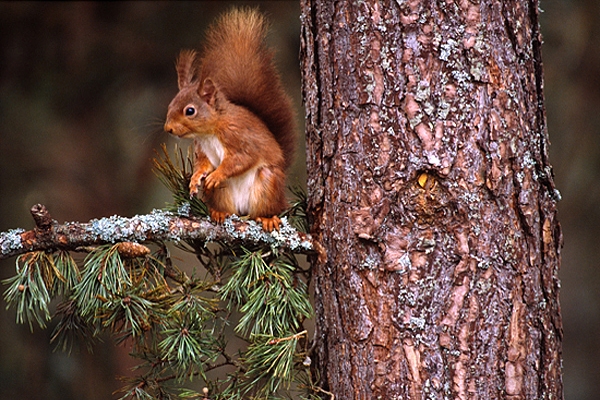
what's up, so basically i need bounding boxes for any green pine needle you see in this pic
[99,292,155,339]
[51,299,98,353]
[3,252,55,330]
[282,184,309,233]
[73,244,132,321]
[158,314,220,382]
[152,143,208,217]
[242,331,306,397]
[221,248,312,336]
[51,251,81,297]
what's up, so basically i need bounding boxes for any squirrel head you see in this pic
[164,50,226,138]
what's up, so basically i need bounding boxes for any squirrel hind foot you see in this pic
[209,209,280,232]
[210,209,230,224]
[255,215,281,232]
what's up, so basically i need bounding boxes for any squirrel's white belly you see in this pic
[229,168,257,215]
[198,134,256,215]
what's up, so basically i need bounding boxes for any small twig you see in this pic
[267,330,308,345]
[296,383,335,400]
[154,360,233,385]
[315,386,335,400]
[30,204,54,231]
[220,348,245,372]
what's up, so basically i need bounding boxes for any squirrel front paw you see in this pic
[189,171,208,197]
[203,170,225,191]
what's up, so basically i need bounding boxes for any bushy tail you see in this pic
[200,8,297,170]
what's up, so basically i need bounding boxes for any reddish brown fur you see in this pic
[199,8,297,171]
[164,8,295,231]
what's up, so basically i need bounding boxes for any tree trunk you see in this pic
[300,0,563,398]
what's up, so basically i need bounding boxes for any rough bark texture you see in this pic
[301,0,562,399]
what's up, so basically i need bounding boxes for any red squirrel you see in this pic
[164,8,297,232]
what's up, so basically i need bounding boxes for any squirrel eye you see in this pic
[184,105,196,116]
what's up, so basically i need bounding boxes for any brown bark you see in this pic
[301,0,562,399]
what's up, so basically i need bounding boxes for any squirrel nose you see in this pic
[164,122,173,134]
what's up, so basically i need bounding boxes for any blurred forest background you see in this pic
[0,1,596,399]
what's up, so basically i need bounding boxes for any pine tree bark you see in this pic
[301,1,563,399]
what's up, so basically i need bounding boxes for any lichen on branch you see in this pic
[0,206,314,261]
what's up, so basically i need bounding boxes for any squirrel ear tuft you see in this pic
[176,50,197,89]
[200,78,217,104]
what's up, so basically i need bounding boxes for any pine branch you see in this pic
[0,204,315,261]
[1,143,321,398]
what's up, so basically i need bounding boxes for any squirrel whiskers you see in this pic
[164,8,297,231]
